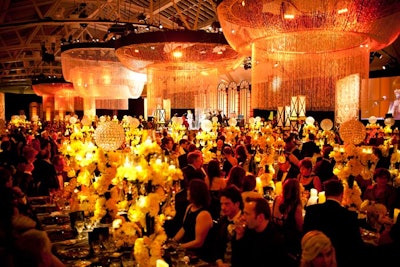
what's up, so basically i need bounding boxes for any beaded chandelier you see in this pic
[115,30,241,117]
[217,0,400,123]
[61,43,147,117]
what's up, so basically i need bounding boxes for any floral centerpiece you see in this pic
[330,144,377,210]
[60,116,183,267]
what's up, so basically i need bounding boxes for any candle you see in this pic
[318,191,326,204]
[256,177,264,195]
[156,259,169,267]
[275,181,283,196]
[394,208,400,223]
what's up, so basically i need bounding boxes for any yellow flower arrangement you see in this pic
[59,118,183,266]
[316,129,336,146]
[302,123,318,139]
[341,179,363,211]
[331,144,377,181]
[329,144,378,211]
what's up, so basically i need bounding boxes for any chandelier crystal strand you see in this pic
[61,44,147,117]
[217,0,400,122]
[115,30,242,119]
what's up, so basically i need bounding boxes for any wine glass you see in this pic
[75,220,85,239]
[84,217,94,231]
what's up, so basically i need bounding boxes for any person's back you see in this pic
[313,145,335,183]
[271,179,303,261]
[303,179,365,267]
[301,133,320,159]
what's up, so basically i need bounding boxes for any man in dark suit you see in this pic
[275,155,300,183]
[303,179,366,267]
[313,145,335,184]
[177,139,189,168]
[300,133,320,158]
[181,151,206,189]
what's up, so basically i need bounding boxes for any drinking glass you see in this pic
[75,220,85,239]
[121,252,135,267]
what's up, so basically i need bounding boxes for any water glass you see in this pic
[75,220,85,239]
[121,252,135,267]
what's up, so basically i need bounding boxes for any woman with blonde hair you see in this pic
[300,230,337,267]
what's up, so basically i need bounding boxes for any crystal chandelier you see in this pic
[115,30,241,118]
[217,0,400,123]
[61,42,147,117]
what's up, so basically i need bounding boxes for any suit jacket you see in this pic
[178,153,188,169]
[181,164,205,188]
[301,141,320,158]
[303,199,365,267]
[276,164,300,182]
[313,158,335,183]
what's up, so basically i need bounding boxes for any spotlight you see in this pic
[244,62,251,70]
[137,13,147,23]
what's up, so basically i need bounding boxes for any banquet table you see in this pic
[31,197,214,267]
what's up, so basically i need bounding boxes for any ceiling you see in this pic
[0,0,399,94]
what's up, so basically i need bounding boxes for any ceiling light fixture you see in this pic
[217,0,400,122]
[115,30,242,115]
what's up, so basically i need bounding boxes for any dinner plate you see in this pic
[73,260,92,267]
[56,246,90,259]
[58,239,78,246]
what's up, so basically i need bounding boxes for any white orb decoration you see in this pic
[320,119,333,131]
[212,116,219,123]
[171,116,178,124]
[368,116,377,124]
[69,116,77,124]
[99,116,106,123]
[228,118,237,127]
[94,121,125,151]
[255,116,261,123]
[201,119,213,132]
[176,117,183,125]
[339,119,366,145]
[130,118,140,129]
[384,117,395,127]
[248,117,255,124]
[305,116,315,125]
[31,115,39,122]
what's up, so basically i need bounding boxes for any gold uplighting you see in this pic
[217,0,400,122]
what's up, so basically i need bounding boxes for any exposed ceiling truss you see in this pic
[0,0,219,92]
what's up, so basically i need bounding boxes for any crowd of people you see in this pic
[1,119,400,267]
[160,127,400,267]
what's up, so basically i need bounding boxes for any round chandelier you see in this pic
[217,1,400,55]
[61,42,147,100]
[115,30,242,113]
[217,0,400,120]
[32,77,77,119]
